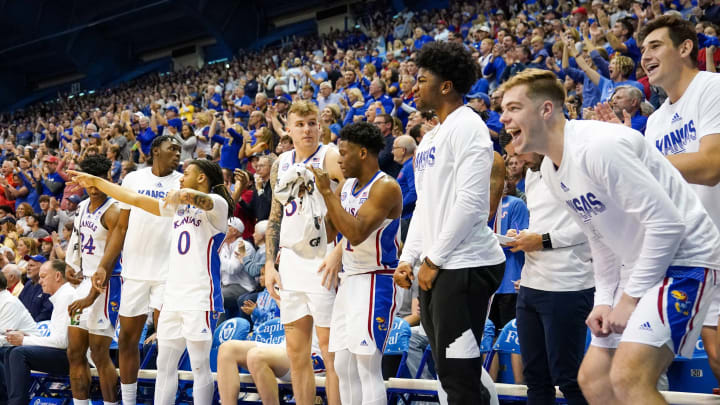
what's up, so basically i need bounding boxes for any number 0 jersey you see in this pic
[340,171,400,274]
[74,197,121,278]
[159,193,228,312]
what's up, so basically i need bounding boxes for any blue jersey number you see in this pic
[345,239,354,252]
[80,233,96,255]
[178,231,191,255]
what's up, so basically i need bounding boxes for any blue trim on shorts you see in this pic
[371,273,395,352]
[666,266,706,282]
[666,275,702,354]
[107,275,123,328]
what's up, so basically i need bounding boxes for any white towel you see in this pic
[275,164,328,259]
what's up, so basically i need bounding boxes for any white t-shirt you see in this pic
[521,168,594,292]
[119,167,182,281]
[400,106,505,269]
[158,193,228,311]
[541,120,720,305]
[645,71,720,230]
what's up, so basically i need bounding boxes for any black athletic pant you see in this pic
[419,262,505,405]
[516,286,594,405]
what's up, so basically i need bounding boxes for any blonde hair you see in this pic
[288,100,319,120]
[611,55,635,78]
[346,88,364,103]
[256,127,274,152]
[499,68,566,106]
[19,237,39,256]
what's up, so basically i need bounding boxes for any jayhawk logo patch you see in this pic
[670,290,691,316]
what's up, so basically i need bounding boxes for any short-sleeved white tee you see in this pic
[119,167,182,281]
[645,71,720,229]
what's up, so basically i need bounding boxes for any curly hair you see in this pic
[79,154,112,178]
[339,122,386,156]
[414,41,480,96]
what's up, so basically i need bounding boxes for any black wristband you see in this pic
[542,233,552,250]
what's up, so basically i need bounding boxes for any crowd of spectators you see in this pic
[0,0,719,398]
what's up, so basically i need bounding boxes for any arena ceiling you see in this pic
[0,0,328,111]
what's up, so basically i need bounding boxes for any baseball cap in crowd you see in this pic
[167,117,183,130]
[24,254,47,263]
[274,95,292,105]
[134,112,145,119]
[572,6,587,15]
[68,195,83,204]
[44,155,59,164]
[166,106,179,115]
[228,217,245,233]
[39,236,53,243]
[0,217,16,225]
[90,132,101,139]
[467,92,491,107]
[479,25,491,33]
[437,19,447,26]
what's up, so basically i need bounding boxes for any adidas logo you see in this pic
[156,182,163,187]
[360,340,368,346]
[671,113,682,124]
[560,182,569,192]
[639,321,652,331]
[201,328,208,333]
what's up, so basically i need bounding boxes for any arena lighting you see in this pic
[78,93,85,97]
[88,90,95,94]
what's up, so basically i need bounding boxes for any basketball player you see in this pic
[69,159,233,405]
[65,155,123,405]
[393,41,506,404]
[264,100,343,405]
[499,68,720,405]
[309,122,402,405]
[115,135,182,405]
[637,15,720,383]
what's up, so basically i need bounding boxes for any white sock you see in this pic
[73,400,90,405]
[121,382,138,405]
[104,402,120,405]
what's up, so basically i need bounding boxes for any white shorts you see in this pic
[329,270,397,355]
[703,286,720,327]
[70,278,119,338]
[592,267,717,358]
[119,278,165,317]
[157,310,219,341]
[279,290,334,327]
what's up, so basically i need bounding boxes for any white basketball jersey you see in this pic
[276,144,336,292]
[158,193,228,311]
[119,167,182,281]
[340,171,400,274]
[75,198,117,277]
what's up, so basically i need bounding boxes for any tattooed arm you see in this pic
[171,189,216,211]
[264,159,283,300]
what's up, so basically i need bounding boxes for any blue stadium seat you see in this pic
[668,334,716,394]
[209,317,251,372]
[383,317,412,378]
[252,318,285,344]
[482,319,520,383]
